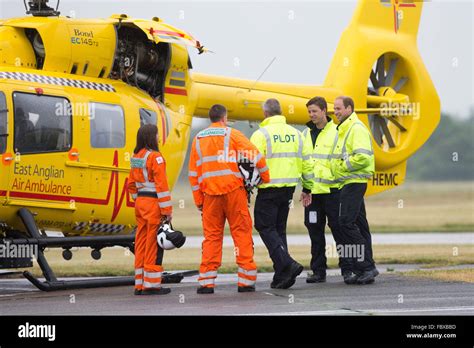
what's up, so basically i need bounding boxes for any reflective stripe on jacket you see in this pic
[188,123,269,206]
[330,113,375,186]
[302,120,339,194]
[127,148,172,214]
[250,115,313,189]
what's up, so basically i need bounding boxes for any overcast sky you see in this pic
[1,0,472,118]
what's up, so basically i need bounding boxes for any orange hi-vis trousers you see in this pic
[134,196,164,291]
[198,187,257,288]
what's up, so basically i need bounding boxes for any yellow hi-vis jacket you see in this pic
[330,112,375,187]
[250,115,313,189]
[302,120,339,194]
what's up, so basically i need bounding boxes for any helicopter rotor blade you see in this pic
[393,76,408,92]
[376,55,385,86]
[385,58,398,86]
[377,115,396,148]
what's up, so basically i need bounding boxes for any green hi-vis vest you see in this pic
[330,113,375,187]
[250,115,313,189]
[302,121,339,194]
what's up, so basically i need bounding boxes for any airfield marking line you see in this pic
[262,292,292,298]
[340,307,367,314]
[248,306,474,316]
[360,306,474,314]
[244,309,360,316]
[0,287,37,292]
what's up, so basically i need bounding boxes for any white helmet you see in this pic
[157,223,186,250]
[238,161,262,188]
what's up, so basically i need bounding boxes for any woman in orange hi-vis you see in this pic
[188,104,270,294]
[128,124,173,296]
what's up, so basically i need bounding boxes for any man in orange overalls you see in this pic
[188,104,270,294]
[128,124,172,295]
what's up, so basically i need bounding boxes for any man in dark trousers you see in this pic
[301,97,351,283]
[250,98,314,289]
[331,96,378,285]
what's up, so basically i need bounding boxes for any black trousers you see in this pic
[254,187,296,281]
[338,183,375,273]
[304,189,351,275]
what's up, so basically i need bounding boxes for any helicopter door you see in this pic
[86,102,126,220]
[9,91,73,212]
[0,91,10,204]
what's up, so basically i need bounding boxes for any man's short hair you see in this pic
[335,96,355,113]
[306,96,328,112]
[209,104,227,122]
[263,98,282,116]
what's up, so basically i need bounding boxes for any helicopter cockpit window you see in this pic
[139,109,157,127]
[0,92,7,154]
[90,102,125,148]
[13,92,72,154]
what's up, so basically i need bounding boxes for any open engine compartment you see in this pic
[109,25,171,100]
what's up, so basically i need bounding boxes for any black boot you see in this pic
[306,272,326,283]
[343,272,359,285]
[275,262,304,289]
[238,286,255,293]
[356,268,379,285]
[197,286,214,294]
[142,287,171,295]
[271,275,284,289]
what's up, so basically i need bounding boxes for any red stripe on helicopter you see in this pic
[158,107,167,145]
[3,151,134,222]
[392,1,416,33]
[165,87,187,96]
[149,29,185,38]
[154,102,164,144]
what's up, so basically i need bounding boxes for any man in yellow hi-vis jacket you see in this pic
[301,97,351,284]
[251,98,313,289]
[331,96,378,285]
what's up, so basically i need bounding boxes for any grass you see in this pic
[403,269,474,283]
[21,244,474,277]
[371,244,474,268]
[170,181,474,235]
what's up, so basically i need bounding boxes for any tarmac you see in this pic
[0,265,473,316]
[0,232,472,316]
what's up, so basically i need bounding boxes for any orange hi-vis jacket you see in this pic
[128,148,172,215]
[188,123,270,206]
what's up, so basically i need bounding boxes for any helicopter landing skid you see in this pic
[22,270,198,292]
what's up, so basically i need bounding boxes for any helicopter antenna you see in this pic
[248,56,276,92]
[25,0,61,17]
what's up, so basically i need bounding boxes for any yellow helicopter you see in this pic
[0,0,440,290]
